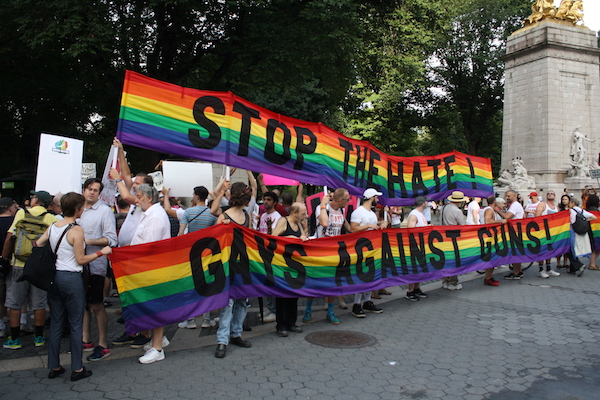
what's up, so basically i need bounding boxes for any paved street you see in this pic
[1,262,600,400]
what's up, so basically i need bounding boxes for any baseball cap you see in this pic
[30,190,52,205]
[363,188,383,199]
[0,197,15,208]
[414,196,430,206]
[528,191,538,197]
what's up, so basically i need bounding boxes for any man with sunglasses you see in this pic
[534,191,561,278]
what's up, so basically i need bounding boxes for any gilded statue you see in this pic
[524,0,584,26]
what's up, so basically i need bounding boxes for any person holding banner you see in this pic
[495,190,525,280]
[534,190,561,278]
[214,182,253,358]
[406,196,430,301]
[481,196,505,286]
[568,197,597,277]
[349,189,387,317]
[440,191,467,290]
[271,202,308,337]
[258,191,282,323]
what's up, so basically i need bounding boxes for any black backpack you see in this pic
[572,209,590,235]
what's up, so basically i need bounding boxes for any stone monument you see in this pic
[501,0,600,198]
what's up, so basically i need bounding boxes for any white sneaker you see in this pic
[139,347,165,364]
[213,317,220,323]
[323,304,329,311]
[447,284,462,290]
[261,312,276,323]
[143,336,170,352]
[338,301,348,309]
[177,319,197,329]
[538,270,549,279]
[201,319,216,328]
[547,269,560,277]
[441,282,449,289]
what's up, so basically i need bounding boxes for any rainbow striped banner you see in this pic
[111,212,571,333]
[117,70,493,205]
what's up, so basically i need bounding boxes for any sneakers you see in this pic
[326,312,340,324]
[446,283,463,290]
[34,336,45,347]
[484,278,500,286]
[363,301,383,313]
[277,329,288,337]
[577,265,586,277]
[538,270,549,279]
[71,367,92,381]
[112,332,137,345]
[201,319,216,328]
[48,366,66,379]
[3,336,22,349]
[414,288,428,298]
[351,304,366,318]
[178,319,197,329]
[441,282,449,289]
[87,346,110,361]
[504,272,521,280]
[261,312,276,323]
[405,291,419,301]
[338,301,348,309]
[302,310,312,323]
[139,347,165,364]
[130,335,151,349]
[82,341,95,352]
[143,336,170,352]
[547,269,560,277]
[288,326,303,333]
[230,336,251,348]
[215,343,226,358]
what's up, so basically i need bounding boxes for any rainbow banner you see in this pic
[117,70,493,205]
[590,212,600,249]
[111,212,572,333]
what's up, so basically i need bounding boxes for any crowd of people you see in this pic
[0,138,597,379]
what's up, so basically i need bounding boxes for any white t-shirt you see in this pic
[259,210,282,234]
[507,201,524,219]
[315,204,345,238]
[466,201,481,225]
[408,209,428,227]
[350,206,378,230]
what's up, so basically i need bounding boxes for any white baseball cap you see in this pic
[363,188,383,199]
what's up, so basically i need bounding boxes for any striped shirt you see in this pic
[182,206,217,233]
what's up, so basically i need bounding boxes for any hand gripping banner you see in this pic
[117,70,493,205]
[111,211,573,334]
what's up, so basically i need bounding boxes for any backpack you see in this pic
[13,209,51,262]
[572,209,590,235]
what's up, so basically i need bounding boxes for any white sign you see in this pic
[36,133,84,195]
[81,163,96,184]
[590,169,600,179]
[99,146,119,206]
[148,171,164,191]
[162,161,213,197]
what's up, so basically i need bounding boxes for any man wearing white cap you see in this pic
[440,191,467,290]
[349,188,388,318]
[406,196,430,301]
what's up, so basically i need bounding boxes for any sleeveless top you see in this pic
[223,210,250,227]
[480,206,502,224]
[281,218,301,238]
[49,224,81,273]
[524,201,539,217]
[541,202,558,216]
[408,209,427,227]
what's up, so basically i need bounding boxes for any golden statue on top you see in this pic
[524,0,584,26]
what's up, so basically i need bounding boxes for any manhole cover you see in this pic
[305,330,377,348]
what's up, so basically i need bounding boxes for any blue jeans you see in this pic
[47,271,85,371]
[217,299,247,345]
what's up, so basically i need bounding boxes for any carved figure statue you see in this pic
[497,169,513,187]
[524,0,584,26]
[497,159,536,190]
[565,1,584,24]
[568,125,595,177]
[525,0,556,25]
[555,0,574,20]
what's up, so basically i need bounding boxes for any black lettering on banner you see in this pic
[354,145,368,187]
[446,230,462,268]
[387,161,408,199]
[190,237,225,297]
[443,155,457,190]
[525,221,541,254]
[232,101,261,157]
[294,127,317,170]
[189,96,225,149]
[282,243,306,289]
[229,228,252,285]
[411,162,427,196]
[381,233,398,278]
[265,119,292,164]
[367,149,381,191]
[478,227,493,262]
[355,238,375,282]
[428,230,445,269]
[543,218,554,251]
[396,232,409,275]
[428,159,442,192]
[339,138,354,181]
[466,158,477,190]
[255,235,277,286]
[493,224,509,257]
[408,232,428,274]
[335,241,354,286]
[508,222,526,255]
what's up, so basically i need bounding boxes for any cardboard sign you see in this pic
[148,171,164,191]
[162,161,213,197]
[36,133,83,195]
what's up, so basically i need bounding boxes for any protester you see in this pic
[349,188,387,317]
[405,196,429,301]
[465,197,481,225]
[567,197,597,277]
[586,194,600,270]
[214,182,253,358]
[495,190,525,280]
[480,196,504,286]
[440,191,467,290]
[37,192,112,381]
[556,194,571,269]
[534,190,561,277]
[271,202,307,336]
[257,191,281,323]
[0,197,18,338]
[2,190,57,349]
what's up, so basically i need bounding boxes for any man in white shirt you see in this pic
[466,197,481,225]
[349,188,388,318]
[495,190,525,280]
[257,191,282,322]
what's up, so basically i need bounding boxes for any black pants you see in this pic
[275,298,298,331]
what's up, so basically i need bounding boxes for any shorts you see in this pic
[85,274,105,305]
[5,267,48,310]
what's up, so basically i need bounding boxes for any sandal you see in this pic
[371,291,382,299]
[589,264,600,270]
[378,289,392,295]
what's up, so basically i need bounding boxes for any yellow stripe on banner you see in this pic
[115,262,191,294]
[124,94,197,125]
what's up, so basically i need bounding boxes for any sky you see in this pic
[553,0,600,32]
